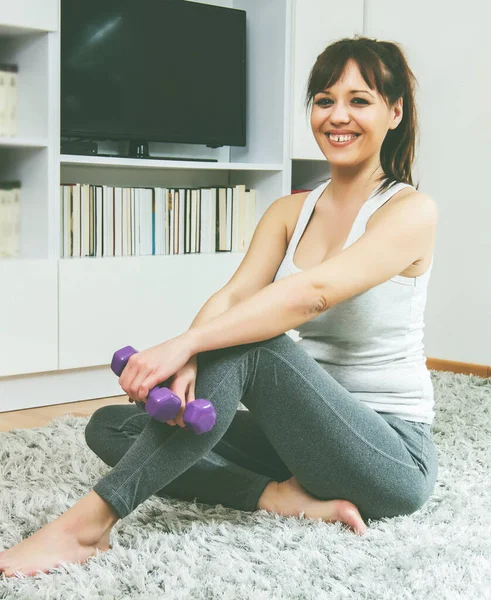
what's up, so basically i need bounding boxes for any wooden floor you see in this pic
[0,396,129,433]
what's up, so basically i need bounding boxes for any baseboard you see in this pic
[0,365,123,413]
[426,358,490,378]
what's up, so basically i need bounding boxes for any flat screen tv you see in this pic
[60,0,247,154]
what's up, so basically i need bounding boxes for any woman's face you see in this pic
[310,60,403,168]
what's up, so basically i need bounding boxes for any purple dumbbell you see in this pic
[110,345,216,434]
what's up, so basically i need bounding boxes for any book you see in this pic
[0,181,21,257]
[0,64,18,137]
[58,184,257,258]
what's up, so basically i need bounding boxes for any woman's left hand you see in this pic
[118,335,194,402]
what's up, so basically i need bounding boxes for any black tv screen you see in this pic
[61,0,246,148]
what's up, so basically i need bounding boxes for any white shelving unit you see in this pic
[0,0,364,411]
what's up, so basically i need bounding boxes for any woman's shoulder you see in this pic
[276,190,312,241]
[374,184,438,233]
[388,182,438,213]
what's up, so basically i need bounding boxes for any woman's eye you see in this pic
[315,97,368,106]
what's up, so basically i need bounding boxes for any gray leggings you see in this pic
[84,334,438,524]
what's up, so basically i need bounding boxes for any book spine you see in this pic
[56,184,257,260]
[0,64,18,137]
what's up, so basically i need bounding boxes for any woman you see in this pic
[0,35,439,577]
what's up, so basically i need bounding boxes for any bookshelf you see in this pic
[0,0,364,411]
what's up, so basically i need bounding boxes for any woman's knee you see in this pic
[400,484,432,516]
[255,333,296,352]
[363,483,431,522]
[300,473,430,521]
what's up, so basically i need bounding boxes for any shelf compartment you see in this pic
[0,146,50,259]
[0,30,50,139]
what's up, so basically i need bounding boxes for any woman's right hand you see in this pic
[128,354,198,428]
[163,354,198,428]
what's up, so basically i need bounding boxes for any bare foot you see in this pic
[257,477,367,536]
[0,491,118,578]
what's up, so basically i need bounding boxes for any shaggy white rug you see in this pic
[0,371,490,600]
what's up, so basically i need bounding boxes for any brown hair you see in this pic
[304,35,419,193]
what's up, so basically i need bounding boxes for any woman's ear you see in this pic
[390,97,403,129]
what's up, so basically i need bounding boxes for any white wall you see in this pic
[365,1,490,366]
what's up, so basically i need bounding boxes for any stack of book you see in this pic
[0,181,21,258]
[60,184,257,258]
[0,64,18,137]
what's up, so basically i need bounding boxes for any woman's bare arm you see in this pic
[184,271,323,354]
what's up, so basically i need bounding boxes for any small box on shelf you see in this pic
[0,180,21,258]
[0,64,18,137]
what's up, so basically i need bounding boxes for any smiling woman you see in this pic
[0,35,439,579]
[271,35,437,423]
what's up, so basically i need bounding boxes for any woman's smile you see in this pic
[325,132,361,147]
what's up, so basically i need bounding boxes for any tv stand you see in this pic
[61,139,219,161]
[123,140,218,162]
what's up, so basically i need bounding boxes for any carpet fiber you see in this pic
[1,371,490,599]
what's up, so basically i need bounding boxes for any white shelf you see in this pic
[0,24,53,36]
[0,0,58,33]
[0,136,49,149]
[60,154,283,171]
[59,252,247,261]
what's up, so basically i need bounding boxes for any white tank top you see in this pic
[274,178,435,424]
